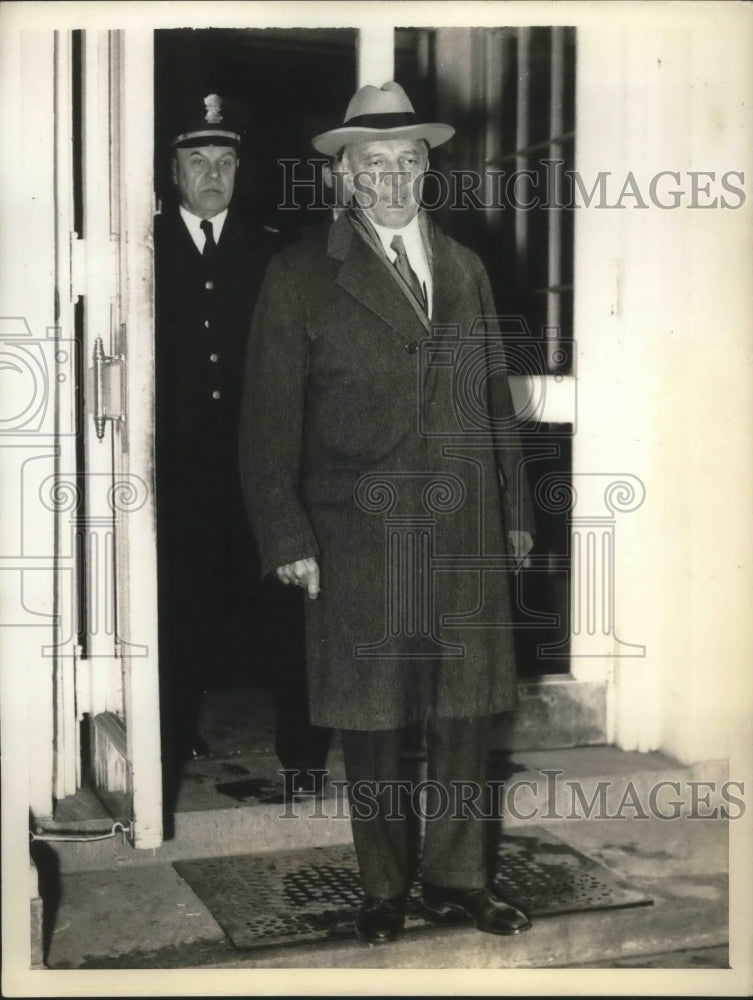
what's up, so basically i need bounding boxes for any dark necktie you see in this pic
[390,234,427,311]
[200,219,216,257]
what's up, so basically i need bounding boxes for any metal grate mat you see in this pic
[174,828,652,951]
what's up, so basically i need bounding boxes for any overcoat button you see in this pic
[205,280,215,291]
[209,353,218,363]
[405,341,418,354]
[204,319,210,328]
[212,390,221,399]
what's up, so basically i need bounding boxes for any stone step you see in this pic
[171,815,729,970]
[41,814,728,971]
[205,884,727,969]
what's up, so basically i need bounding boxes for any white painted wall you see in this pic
[0,30,58,822]
[0,26,58,980]
[575,14,753,762]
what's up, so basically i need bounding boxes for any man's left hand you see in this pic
[508,530,534,571]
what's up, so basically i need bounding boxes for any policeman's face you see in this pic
[343,139,428,229]
[171,145,238,219]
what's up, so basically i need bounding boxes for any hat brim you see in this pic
[312,122,454,156]
[172,129,242,149]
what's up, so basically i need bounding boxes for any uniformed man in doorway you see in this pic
[155,92,330,791]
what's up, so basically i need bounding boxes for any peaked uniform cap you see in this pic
[169,92,247,149]
[312,81,454,155]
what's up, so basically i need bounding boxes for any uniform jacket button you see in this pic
[405,341,418,354]
[209,353,219,363]
[205,280,215,291]
[212,390,221,399]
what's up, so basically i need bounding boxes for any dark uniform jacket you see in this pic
[240,210,535,731]
[155,205,268,632]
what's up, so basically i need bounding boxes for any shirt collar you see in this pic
[179,205,228,250]
[356,209,432,316]
[367,213,422,258]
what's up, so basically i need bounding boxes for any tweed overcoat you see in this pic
[239,211,534,730]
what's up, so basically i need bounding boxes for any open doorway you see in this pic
[151,25,584,829]
[153,28,356,821]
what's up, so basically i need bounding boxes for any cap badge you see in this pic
[203,94,224,124]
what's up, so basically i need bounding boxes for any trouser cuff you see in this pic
[421,867,486,890]
[359,874,409,900]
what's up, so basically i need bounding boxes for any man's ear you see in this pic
[337,161,355,201]
[170,155,178,186]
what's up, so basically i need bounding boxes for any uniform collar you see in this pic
[179,205,229,251]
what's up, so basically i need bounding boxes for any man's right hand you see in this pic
[275,557,320,600]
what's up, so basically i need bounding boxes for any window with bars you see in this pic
[397,26,576,376]
[480,26,576,375]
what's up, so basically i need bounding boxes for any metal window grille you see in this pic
[480,26,576,374]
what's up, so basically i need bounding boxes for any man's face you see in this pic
[171,145,238,219]
[342,139,428,229]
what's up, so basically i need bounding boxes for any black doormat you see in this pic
[173,829,652,951]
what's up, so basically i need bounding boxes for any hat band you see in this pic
[342,111,419,129]
[172,129,241,147]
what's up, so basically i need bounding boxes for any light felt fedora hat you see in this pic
[312,81,454,155]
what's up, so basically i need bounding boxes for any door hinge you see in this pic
[88,336,125,441]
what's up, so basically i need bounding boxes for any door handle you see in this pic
[90,336,125,441]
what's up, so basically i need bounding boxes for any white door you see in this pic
[53,27,162,848]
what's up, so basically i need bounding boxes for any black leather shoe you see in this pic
[422,884,532,936]
[179,735,211,761]
[355,896,406,945]
[189,736,211,760]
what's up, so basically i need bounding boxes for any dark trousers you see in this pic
[157,458,254,757]
[254,578,332,772]
[341,716,490,899]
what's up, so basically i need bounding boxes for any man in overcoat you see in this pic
[239,82,535,943]
[155,92,330,784]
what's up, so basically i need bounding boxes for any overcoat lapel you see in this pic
[426,219,466,327]
[418,217,472,405]
[328,214,430,342]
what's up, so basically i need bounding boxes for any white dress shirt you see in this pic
[179,205,228,253]
[369,214,433,317]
